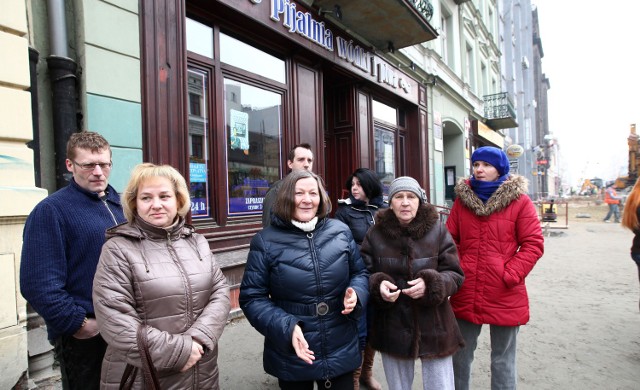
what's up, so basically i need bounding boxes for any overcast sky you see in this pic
[533,0,640,187]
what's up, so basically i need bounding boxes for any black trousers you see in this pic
[53,333,107,390]
[278,371,354,390]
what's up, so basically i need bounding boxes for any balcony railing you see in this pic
[409,0,434,22]
[313,0,438,50]
[483,92,518,129]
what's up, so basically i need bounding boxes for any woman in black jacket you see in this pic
[335,168,388,246]
[361,176,464,390]
[240,170,369,390]
[334,168,386,390]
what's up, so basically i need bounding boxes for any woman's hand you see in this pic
[292,324,315,364]
[380,280,401,303]
[402,278,426,299]
[180,341,204,372]
[341,287,358,314]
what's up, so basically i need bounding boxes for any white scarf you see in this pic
[291,216,318,232]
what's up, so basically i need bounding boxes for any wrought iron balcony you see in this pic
[410,0,434,22]
[483,92,518,130]
[313,0,438,51]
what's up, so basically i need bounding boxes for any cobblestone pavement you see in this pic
[218,219,640,389]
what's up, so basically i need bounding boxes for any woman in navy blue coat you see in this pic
[334,168,386,390]
[240,170,369,390]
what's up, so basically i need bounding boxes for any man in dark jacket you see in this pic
[20,132,126,390]
[261,143,313,227]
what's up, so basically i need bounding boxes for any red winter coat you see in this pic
[446,175,543,326]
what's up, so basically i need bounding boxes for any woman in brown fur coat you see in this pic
[360,176,464,390]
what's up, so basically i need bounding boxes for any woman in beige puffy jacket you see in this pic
[93,163,230,389]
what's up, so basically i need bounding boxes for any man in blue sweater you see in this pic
[20,132,126,390]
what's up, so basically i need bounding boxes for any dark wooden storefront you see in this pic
[139,0,431,311]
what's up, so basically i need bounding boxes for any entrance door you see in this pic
[445,165,456,201]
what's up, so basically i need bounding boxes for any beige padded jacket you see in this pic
[93,216,230,389]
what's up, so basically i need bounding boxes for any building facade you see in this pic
[4,0,553,386]
[4,0,442,385]
[0,0,47,387]
[393,0,517,206]
[499,0,555,199]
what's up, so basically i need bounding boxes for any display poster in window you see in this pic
[189,162,208,216]
[433,111,443,151]
[229,176,269,214]
[229,109,249,151]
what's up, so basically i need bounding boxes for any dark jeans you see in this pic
[278,371,354,390]
[603,203,620,222]
[53,333,107,390]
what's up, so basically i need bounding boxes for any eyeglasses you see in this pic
[71,160,113,171]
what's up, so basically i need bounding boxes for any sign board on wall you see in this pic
[233,0,419,104]
[433,111,443,151]
[475,120,504,148]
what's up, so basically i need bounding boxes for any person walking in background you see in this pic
[93,163,231,389]
[335,168,386,390]
[360,176,465,390]
[603,182,622,223]
[262,143,314,227]
[241,170,369,390]
[621,178,640,311]
[446,146,544,390]
[20,131,126,390]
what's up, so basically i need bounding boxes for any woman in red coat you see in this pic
[446,146,544,390]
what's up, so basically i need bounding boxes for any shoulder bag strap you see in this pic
[119,364,138,390]
[137,324,161,390]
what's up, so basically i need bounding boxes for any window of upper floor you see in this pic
[466,43,476,91]
[440,3,455,68]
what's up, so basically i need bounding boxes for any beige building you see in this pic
[0,0,48,388]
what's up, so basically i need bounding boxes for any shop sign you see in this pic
[189,163,208,216]
[254,0,412,96]
[509,159,519,173]
[269,0,334,51]
[476,121,504,147]
[506,144,524,158]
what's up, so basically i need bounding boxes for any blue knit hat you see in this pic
[471,146,510,176]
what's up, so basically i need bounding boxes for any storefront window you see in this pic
[224,78,282,215]
[186,18,213,59]
[374,126,396,198]
[187,68,211,218]
[220,32,286,84]
[372,100,398,125]
[373,100,399,198]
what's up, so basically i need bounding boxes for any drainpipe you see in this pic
[27,47,41,188]
[47,0,78,190]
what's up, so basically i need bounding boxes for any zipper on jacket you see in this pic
[102,198,119,225]
[166,231,195,327]
[349,205,376,225]
[306,232,330,377]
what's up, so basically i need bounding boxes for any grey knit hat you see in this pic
[387,176,427,203]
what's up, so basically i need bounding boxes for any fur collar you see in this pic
[454,174,529,216]
[375,204,440,240]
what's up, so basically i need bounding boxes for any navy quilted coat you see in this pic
[240,216,369,382]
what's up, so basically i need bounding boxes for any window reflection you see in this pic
[374,126,395,199]
[224,79,282,215]
[187,68,211,218]
[186,18,213,59]
[372,100,398,125]
[220,33,286,84]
